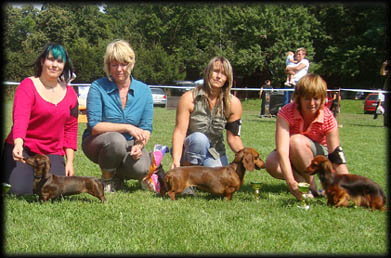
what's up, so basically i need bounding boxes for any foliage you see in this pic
[2,2,388,88]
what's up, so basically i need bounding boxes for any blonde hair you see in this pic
[286,51,294,56]
[292,73,327,109]
[202,56,233,118]
[103,39,135,81]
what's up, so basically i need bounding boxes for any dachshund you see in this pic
[306,155,385,211]
[24,154,106,203]
[161,147,265,201]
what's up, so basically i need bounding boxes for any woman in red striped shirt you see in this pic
[264,74,349,200]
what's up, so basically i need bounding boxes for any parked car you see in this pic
[364,93,382,114]
[151,87,167,108]
[355,91,365,100]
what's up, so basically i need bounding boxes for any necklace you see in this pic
[39,77,57,92]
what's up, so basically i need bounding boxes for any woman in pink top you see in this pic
[264,74,349,200]
[2,43,78,195]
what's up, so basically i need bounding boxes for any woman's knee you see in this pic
[183,132,210,165]
[117,148,151,180]
[184,132,210,152]
[289,134,311,154]
[100,132,128,154]
[265,151,283,179]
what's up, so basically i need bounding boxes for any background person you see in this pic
[283,47,310,106]
[171,56,244,171]
[264,74,349,200]
[81,39,155,193]
[2,43,78,195]
[373,90,385,120]
[379,59,389,126]
[259,80,273,118]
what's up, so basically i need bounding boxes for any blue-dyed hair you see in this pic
[49,44,67,63]
[33,42,74,82]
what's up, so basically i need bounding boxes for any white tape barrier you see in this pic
[3,81,389,94]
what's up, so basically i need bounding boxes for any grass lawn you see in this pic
[2,98,388,255]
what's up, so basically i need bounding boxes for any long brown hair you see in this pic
[202,56,233,118]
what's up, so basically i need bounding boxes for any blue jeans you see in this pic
[182,132,229,167]
[284,89,292,106]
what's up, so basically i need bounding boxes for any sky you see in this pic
[9,2,105,12]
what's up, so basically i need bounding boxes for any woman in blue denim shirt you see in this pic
[82,39,154,192]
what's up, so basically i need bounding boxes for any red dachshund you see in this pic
[306,155,385,211]
[161,147,265,200]
[24,154,106,203]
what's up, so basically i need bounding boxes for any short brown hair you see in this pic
[292,73,327,109]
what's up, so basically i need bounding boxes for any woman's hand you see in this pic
[286,179,303,200]
[127,124,148,144]
[170,160,180,170]
[12,138,25,162]
[130,143,143,160]
[64,148,75,176]
[65,162,74,176]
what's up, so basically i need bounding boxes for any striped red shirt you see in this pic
[278,102,337,146]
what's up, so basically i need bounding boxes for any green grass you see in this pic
[3,98,388,255]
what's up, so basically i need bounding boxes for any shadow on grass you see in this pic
[156,182,291,202]
[4,193,38,203]
[346,123,385,128]
[4,193,101,203]
[121,180,143,193]
[246,115,277,124]
[241,182,288,194]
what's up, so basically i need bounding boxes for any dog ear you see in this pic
[307,156,325,175]
[321,158,335,174]
[234,149,244,163]
[41,155,51,177]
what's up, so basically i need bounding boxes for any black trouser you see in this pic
[2,143,66,195]
[260,95,267,115]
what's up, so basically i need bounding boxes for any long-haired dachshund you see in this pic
[24,154,106,203]
[161,147,265,201]
[306,155,385,211]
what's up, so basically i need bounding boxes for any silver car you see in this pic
[151,87,167,108]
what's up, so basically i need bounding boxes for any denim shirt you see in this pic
[82,76,153,141]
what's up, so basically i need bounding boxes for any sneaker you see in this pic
[284,81,291,86]
[101,176,124,193]
[112,177,125,191]
[101,178,114,193]
[289,81,296,86]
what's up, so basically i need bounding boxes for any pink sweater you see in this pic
[5,78,78,155]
